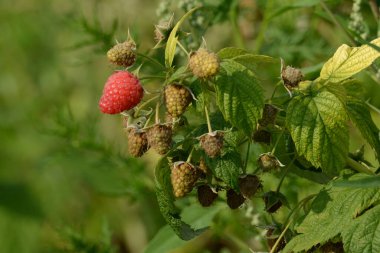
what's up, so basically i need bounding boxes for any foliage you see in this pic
[2,0,380,253]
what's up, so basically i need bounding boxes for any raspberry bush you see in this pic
[96,4,380,253]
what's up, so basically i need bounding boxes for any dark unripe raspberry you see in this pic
[127,128,149,157]
[171,162,200,198]
[319,242,344,253]
[164,84,192,117]
[238,175,262,199]
[253,129,271,144]
[281,65,303,89]
[263,191,285,213]
[259,104,279,127]
[200,132,224,158]
[189,49,220,79]
[226,189,245,209]
[258,153,282,172]
[107,41,136,67]
[197,185,218,207]
[147,124,172,155]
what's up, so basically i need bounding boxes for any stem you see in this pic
[204,106,212,133]
[186,148,195,163]
[243,141,252,173]
[276,157,295,193]
[139,75,166,81]
[177,41,189,56]
[347,157,375,175]
[155,102,160,124]
[270,194,316,253]
[320,1,356,45]
[271,130,284,154]
[136,52,165,69]
[134,95,159,116]
[369,0,380,21]
[269,81,283,102]
[366,101,380,115]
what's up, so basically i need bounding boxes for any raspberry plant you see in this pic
[98,6,380,253]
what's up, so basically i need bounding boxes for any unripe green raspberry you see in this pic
[164,84,192,117]
[107,41,136,67]
[147,124,172,155]
[127,128,149,157]
[171,162,200,198]
[189,49,220,79]
[200,132,224,158]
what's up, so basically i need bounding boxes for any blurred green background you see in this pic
[0,0,379,252]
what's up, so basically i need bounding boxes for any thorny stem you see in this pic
[320,1,356,46]
[204,106,213,133]
[276,157,296,193]
[270,194,317,253]
[254,0,274,53]
[177,41,190,56]
[347,157,375,175]
[229,0,245,48]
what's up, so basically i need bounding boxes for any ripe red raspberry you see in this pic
[99,71,143,114]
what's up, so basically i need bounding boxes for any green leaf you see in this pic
[144,204,223,253]
[217,47,248,59]
[333,175,380,188]
[232,54,277,73]
[286,88,348,174]
[320,38,380,83]
[214,59,264,135]
[207,150,242,191]
[165,7,199,68]
[346,98,380,160]
[284,174,380,253]
[154,157,207,241]
[342,205,380,253]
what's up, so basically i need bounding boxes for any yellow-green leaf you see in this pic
[320,38,380,83]
[165,7,199,68]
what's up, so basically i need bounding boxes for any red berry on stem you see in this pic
[99,71,143,114]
